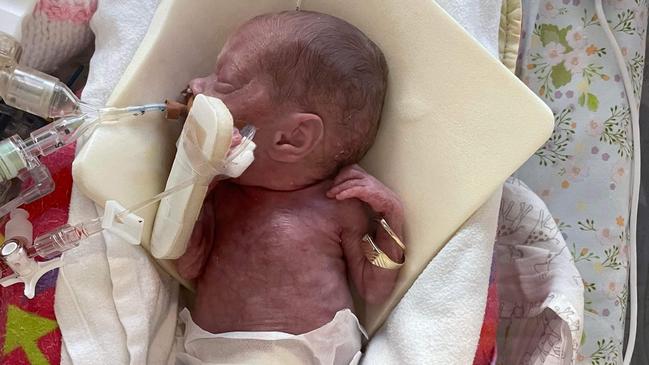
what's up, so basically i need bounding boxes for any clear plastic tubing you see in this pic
[22,114,94,156]
[0,115,93,182]
[31,218,103,259]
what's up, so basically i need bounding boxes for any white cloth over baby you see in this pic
[175,308,367,365]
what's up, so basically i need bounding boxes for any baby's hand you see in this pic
[330,165,405,303]
[327,164,404,224]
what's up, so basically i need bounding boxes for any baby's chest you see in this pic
[214,202,343,254]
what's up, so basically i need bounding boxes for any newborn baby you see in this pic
[176,11,404,364]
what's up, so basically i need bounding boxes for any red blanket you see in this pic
[473,256,498,364]
[0,145,73,365]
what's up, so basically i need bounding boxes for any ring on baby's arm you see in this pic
[361,234,405,270]
[377,218,406,251]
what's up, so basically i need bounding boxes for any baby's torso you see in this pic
[192,181,361,335]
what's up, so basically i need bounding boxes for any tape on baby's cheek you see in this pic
[176,123,226,186]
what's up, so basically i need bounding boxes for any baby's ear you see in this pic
[268,113,324,163]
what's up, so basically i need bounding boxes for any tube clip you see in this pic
[102,200,144,245]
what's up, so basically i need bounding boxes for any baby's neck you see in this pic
[231,178,331,197]
[234,163,334,192]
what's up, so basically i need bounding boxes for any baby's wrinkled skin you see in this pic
[177,11,405,335]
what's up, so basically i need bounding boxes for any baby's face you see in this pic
[189,32,269,129]
[189,31,279,186]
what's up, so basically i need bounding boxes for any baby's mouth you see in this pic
[181,86,196,108]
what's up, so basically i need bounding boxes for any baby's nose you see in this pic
[188,77,207,94]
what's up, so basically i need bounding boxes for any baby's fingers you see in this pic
[333,165,366,186]
[333,186,372,203]
[327,178,367,198]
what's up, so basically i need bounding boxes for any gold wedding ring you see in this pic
[361,218,406,270]
[378,218,406,251]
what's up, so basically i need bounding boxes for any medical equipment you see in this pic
[0,30,21,69]
[0,32,167,181]
[0,31,166,173]
[0,30,173,221]
[0,30,167,226]
[0,31,170,249]
[151,95,257,259]
[0,121,256,298]
[0,95,253,300]
[0,201,139,299]
[0,31,83,119]
[0,104,166,181]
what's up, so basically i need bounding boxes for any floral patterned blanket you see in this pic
[514,0,647,363]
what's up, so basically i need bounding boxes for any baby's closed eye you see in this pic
[211,81,236,94]
[189,73,236,96]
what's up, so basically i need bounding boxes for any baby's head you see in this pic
[189,11,388,190]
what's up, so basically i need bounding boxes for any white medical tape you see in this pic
[176,123,226,185]
[115,123,229,221]
[116,123,255,221]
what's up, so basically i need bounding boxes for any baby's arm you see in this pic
[176,191,216,280]
[328,165,405,304]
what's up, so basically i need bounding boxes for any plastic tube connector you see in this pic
[0,65,83,119]
[31,219,103,259]
[0,237,63,299]
[1,238,36,277]
[5,208,32,245]
[0,114,95,184]
[24,114,92,156]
